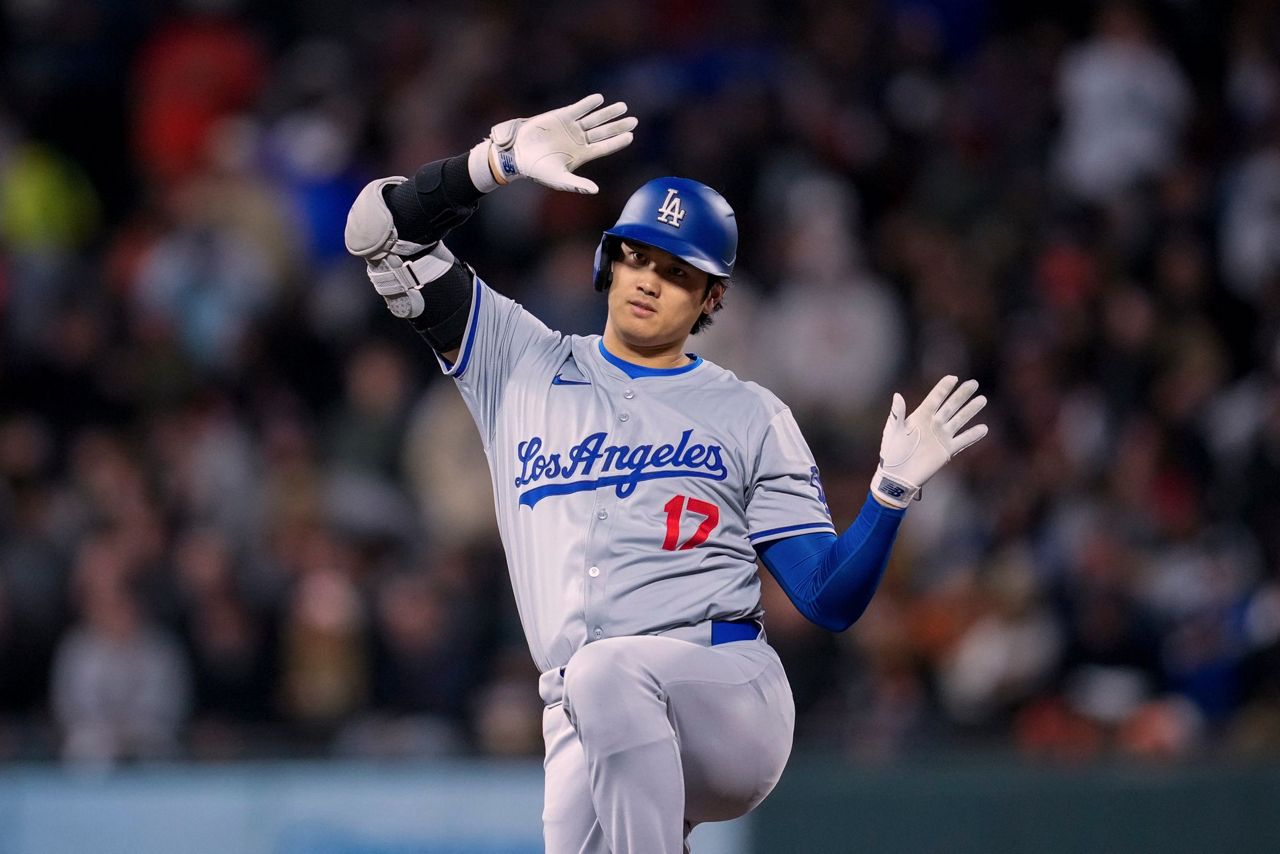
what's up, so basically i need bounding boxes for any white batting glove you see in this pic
[475,94,637,194]
[871,375,989,509]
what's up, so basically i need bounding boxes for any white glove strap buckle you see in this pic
[487,118,524,185]
[368,256,417,297]
[367,243,456,319]
[388,236,432,257]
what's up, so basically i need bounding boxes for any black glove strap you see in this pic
[406,261,475,353]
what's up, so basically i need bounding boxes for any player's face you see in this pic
[604,241,721,352]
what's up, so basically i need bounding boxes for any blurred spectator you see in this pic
[326,340,412,479]
[402,381,499,550]
[50,538,192,766]
[131,7,267,187]
[471,648,544,758]
[130,191,279,373]
[275,527,370,738]
[337,569,482,758]
[149,399,260,544]
[1053,1,1191,203]
[174,527,276,745]
[1219,147,1280,301]
[840,566,931,761]
[0,136,101,351]
[762,169,907,422]
[0,140,99,251]
[936,546,1062,726]
[264,39,367,265]
[0,481,67,719]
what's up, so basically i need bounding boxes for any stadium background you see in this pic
[1,0,1279,850]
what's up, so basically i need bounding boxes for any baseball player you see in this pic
[345,94,988,853]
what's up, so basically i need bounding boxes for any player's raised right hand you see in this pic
[483,94,636,194]
[870,375,988,509]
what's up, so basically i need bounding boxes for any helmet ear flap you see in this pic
[593,236,620,292]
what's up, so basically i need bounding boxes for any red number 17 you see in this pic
[662,494,720,551]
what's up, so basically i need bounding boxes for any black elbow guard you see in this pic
[382,154,483,246]
[406,260,475,354]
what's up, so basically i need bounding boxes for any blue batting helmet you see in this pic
[592,177,737,292]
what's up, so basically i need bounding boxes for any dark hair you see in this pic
[689,278,724,335]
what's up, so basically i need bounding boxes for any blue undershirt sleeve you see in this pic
[756,492,907,632]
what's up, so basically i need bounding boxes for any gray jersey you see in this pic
[436,276,834,673]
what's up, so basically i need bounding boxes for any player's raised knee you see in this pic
[562,637,647,709]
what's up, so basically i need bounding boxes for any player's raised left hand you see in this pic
[484,94,637,194]
[871,375,988,509]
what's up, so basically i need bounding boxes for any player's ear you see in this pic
[704,279,726,312]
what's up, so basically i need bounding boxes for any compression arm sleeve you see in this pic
[382,153,484,245]
[756,493,906,632]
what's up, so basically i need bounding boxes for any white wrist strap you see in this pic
[468,140,501,193]
[871,468,919,509]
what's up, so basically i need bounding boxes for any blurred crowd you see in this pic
[1,0,1279,767]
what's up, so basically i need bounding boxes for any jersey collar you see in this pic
[597,340,703,379]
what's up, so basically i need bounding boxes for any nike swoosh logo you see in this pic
[882,427,921,467]
[552,375,591,386]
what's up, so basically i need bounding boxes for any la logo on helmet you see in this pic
[657,188,686,227]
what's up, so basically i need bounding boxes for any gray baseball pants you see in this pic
[538,632,795,853]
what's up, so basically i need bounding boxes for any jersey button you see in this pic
[588,566,600,577]
[593,627,603,639]
[623,389,635,399]
[597,509,608,520]
[619,412,630,422]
